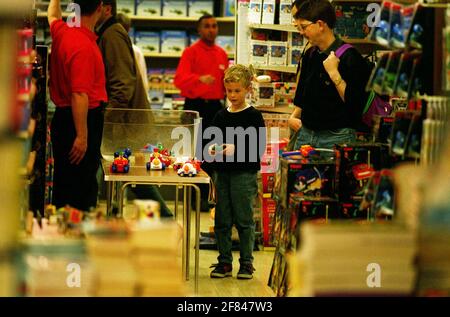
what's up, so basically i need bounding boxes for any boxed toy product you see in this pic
[252,81,274,107]
[216,36,235,55]
[289,32,304,48]
[160,30,186,53]
[261,0,276,25]
[269,41,287,66]
[135,31,160,54]
[248,0,263,24]
[279,0,293,25]
[148,68,165,89]
[117,0,136,15]
[250,40,269,66]
[188,0,214,18]
[339,199,369,219]
[162,0,187,17]
[163,69,177,90]
[223,0,235,17]
[260,194,277,247]
[136,0,162,17]
[275,157,336,209]
[334,143,390,201]
[289,47,302,67]
[273,82,296,107]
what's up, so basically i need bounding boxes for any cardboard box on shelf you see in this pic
[250,40,269,66]
[162,0,187,17]
[261,0,276,25]
[117,0,136,15]
[279,0,293,25]
[136,0,162,17]
[135,31,160,54]
[252,81,274,108]
[160,30,186,53]
[188,0,214,17]
[248,0,263,24]
[260,193,277,247]
[269,41,287,66]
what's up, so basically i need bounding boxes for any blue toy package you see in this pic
[223,0,235,17]
[135,30,160,54]
[160,30,187,53]
[162,0,187,17]
[367,53,389,94]
[188,0,214,18]
[136,0,162,17]
[393,53,414,98]
[389,3,403,48]
[117,0,136,15]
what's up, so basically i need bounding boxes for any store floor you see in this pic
[110,200,276,297]
[184,211,275,297]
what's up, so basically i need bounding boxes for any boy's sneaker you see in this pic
[210,263,232,278]
[237,263,255,279]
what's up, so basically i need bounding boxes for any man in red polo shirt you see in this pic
[48,0,107,211]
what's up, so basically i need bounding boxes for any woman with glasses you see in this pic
[287,0,371,152]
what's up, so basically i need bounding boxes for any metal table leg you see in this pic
[106,181,113,217]
[193,184,201,295]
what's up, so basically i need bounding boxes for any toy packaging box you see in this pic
[248,0,263,24]
[135,31,160,54]
[223,0,235,17]
[216,36,235,55]
[261,0,276,25]
[390,111,415,156]
[163,69,177,90]
[148,68,165,89]
[334,143,390,201]
[269,41,287,66]
[279,0,293,25]
[339,199,369,219]
[136,0,162,17]
[117,0,136,15]
[160,30,186,53]
[252,81,274,108]
[372,115,395,144]
[275,157,336,209]
[260,193,277,247]
[260,172,276,194]
[289,47,302,67]
[188,0,214,18]
[250,40,269,66]
[162,0,187,17]
[273,82,296,107]
[288,196,339,250]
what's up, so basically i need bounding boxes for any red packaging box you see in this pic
[260,194,277,247]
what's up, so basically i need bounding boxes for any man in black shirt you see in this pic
[288,0,371,150]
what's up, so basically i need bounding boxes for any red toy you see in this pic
[111,150,131,173]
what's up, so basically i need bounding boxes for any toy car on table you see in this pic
[146,148,173,170]
[177,159,201,177]
[111,149,131,173]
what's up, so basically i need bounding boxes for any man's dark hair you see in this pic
[102,0,118,17]
[292,0,336,29]
[197,14,216,29]
[116,12,131,32]
[73,0,102,16]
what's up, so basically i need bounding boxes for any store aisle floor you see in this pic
[184,211,275,297]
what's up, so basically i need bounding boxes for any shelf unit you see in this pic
[144,52,235,59]
[254,106,294,114]
[253,65,297,74]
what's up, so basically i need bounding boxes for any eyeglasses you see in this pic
[297,22,315,32]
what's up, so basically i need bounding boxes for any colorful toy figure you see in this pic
[146,148,173,170]
[293,167,326,196]
[111,149,131,173]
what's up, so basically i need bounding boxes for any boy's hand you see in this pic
[222,144,235,156]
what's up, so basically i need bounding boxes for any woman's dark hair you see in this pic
[292,0,336,29]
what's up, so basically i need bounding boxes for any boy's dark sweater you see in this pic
[208,106,266,172]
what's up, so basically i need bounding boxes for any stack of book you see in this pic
[289,220,417,296]
[130,221,184,296]
[84,221,137,297]
[85,219,185,297]
[22,239,93,297]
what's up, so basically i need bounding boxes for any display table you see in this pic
[100,108,206,294]
[102,162,209,294]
